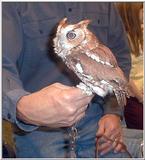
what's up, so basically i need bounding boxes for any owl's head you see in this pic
[53,18,91,58]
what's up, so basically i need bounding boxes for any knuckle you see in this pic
[86,96,93,102]
[68,116,75,123]
[65,123,72,127]
[116,145,122,151]
[76,113,85,122]
[67,106,76,115]
[110,127,115,132]
[63,92,71,101]
[69,121,75,126]
[80,113,85,119]
[54,82,61,86]
[66,119,75,127]
[52,82,59,87]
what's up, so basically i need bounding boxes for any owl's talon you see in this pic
[77,82,93,96]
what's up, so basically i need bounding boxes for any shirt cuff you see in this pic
[103,108,123,120]
[3,89,38,132]
[102,95,123,120]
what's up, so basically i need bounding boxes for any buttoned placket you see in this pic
[63,3,80,157]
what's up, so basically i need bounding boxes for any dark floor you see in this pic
[2,120,16,157]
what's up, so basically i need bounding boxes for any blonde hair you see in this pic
[116,2,143,56]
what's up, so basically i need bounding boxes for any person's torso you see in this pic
[130,53,143,92]
[16,2,110,92]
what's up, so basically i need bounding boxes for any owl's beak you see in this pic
[57,18,68,33]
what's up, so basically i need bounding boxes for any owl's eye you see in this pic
[66,31,76,39]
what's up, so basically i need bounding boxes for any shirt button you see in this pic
[68,8,72,12]
[98,19,100,24]
[7,113,11,120]
[39,29,43,34]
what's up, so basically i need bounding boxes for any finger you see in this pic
[72,112,86,124]
[99,141,114,156]
[109,132,121,147]
[114,138,125,153]
[98,141,111,152]
[112,139,119,150]
[102,129,114,145]
[111,131,121,140]
[96,124,105,137]
[98,131,119,155]
[76,105,88,115]
[104,127,121,139]
[69,105,87,120]
[68,87,94,100]
[75,96,93,109]
[96,136,107,144]
[73,105,88,119]
[52,83,89,99]
[62,111,86,127]
[114,143,124,153]
[102,129,123,151]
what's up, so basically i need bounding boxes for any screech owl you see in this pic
[53,18,129,107]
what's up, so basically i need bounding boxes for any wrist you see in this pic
[102,114,121,121]
[16,95,34,125]
[16,95,39,131]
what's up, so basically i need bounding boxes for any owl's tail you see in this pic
[114,88,130,107]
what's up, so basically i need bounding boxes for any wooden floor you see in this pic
[2,120,16,155]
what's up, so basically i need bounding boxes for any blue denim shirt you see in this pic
[2,2,131,157]
[2,2,131,129]
[2,2,130,157]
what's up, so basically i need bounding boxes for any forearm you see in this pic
[128,79,143,102]
[2,3,38,131]
[2,59,30,124]
[103,95,123,120]
[101,4,131,119]
[2,68,38,131]
[108,3,131,79]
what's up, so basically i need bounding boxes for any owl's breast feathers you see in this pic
[65,44,129,107]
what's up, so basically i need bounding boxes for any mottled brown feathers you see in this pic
[53,18,129,107]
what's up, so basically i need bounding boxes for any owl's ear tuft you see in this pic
[77,19,91,28]
[57,18,68,33]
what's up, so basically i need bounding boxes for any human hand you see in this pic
[136,91,143,103]
[128,79,143,103]
[96,114,124,156]
[17,83,93,128]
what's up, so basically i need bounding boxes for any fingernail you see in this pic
[121,149,125,153]
[100,152,104,156]
[114,150,118,153]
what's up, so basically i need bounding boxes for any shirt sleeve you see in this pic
[108,3,131,79]
[102,3,131,117]
[103,95,123,119]
[2,3,38,132]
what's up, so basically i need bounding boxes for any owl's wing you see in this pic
[89,43,118,68]
[90,44,129,106]
[77,44,127,83]
[67,45,129,107]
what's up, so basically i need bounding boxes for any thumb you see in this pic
[96,123,105,138]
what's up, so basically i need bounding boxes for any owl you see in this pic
[53,18,129,107]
